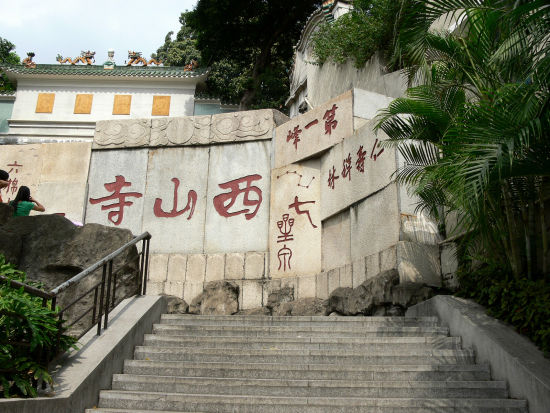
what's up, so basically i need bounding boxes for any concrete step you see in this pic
[152,323,450,337]
[111,374,508,398]
[134,346,474,364]
[142,334,461,350]
[86,410,200,413]
[123,360,492,381]
[160,314,440,327]
[97,391,528,412]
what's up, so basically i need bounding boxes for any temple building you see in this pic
[0,50,236,144]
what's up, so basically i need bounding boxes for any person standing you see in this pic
[9,186,45,216]
[0,170,9,203]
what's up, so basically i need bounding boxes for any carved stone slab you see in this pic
[274,90,354,169]
[150,116,211,146]
[211,109,275,142]
[320,120,396,220]
[93,119,151,149]
[142,147,209,253]
[0,144,42,204]
[269,159,321,279]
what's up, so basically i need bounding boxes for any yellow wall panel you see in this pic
[35,93,55,113]
[113,95,132,115]
[152,96,171,116]
[74,94,93,114]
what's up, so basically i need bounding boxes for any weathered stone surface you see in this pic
[327,268,340,294]
[0,144,42,204]
[183,281,203,305]
[186,254,206,283]
[242,280,263,310]
[204,141,271,253]
[142,147,209,253]
[340,264,352,288]
[86,149,148,235]
[350,185,400,261]
[365,253,380,279]
[266,286,294,310]
[0,203,13,223]
[165,296,189,314]
[211,109,275,142]
[167,254,187,283]
[244,252,265,280]
[322,210,351,271]
[315,271,328,299]
[189,280,239,315]
[272,298,327,316]
[391,282,434,308]
[238,307,271,315]
[320,121,397,220]
[148,254,168,282]
[269,159,321,278]
[225,253,244,280]
[205,253,225,282]
[297,275,316,299]
[275,91,353,169]
[94,118,151,149]
[352,258,367,288]
[380,245,397,272]
[353,89,395,121]
[397,241,441,287]
[326,269,399,315]
[165,281,184,298]
[150,116,211,146]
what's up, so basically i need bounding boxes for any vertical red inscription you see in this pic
[288,196,317,228]
[323,104,338,135]
[286,126,302,150]
[356,145,367,173]
[342,153,352,181]
[328,165,339,190]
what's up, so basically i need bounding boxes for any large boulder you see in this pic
[189,281,239,315]
[327,269,399,315]
[266,286,294,310]
[0,214,140,336]
[272,297,327,316]
[391,282,434,308]
[165,296,189,314]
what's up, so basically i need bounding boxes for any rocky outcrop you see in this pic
[272,297,327,316]
[0,213,139,336]
[266,286,294,311]
[165,296,189,314]
[189,281,239,315]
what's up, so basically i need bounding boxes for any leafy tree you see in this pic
[187,0,321,109]
[151,12,201,67]
[311,0,402,68]
[0,37,19,92]
[376,0,550,278]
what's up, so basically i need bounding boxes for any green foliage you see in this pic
[311,0,401,68]
[376,0,550,277]
[0,255,76,398]
[0,37,19,92]
[457,267,550,355]
[151,12,201,67]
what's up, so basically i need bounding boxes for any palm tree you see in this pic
[376,0,550,278]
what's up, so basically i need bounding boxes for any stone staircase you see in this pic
[87,315,527,412]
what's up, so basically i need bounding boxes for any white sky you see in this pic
[0,0,198,64]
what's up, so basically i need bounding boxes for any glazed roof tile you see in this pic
[1,63,207,79]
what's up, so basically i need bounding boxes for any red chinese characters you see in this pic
[342,153,352,181]
[153,178,197,219]
[2,160,23,201]
[286,126,302,150]
[89,175,143,226]
[213,174,263,220]
[328,165,339,190]
[323,104,338,135]
[370,138,384,161]
[276,214,294,271]
[288,195,317,229]
[356,145,367,173]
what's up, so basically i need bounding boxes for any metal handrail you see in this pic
[52,231,151,295]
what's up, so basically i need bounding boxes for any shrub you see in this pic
[457,267,550,356]
[0,255,76,397]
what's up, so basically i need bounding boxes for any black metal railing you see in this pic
[0,231,151,365]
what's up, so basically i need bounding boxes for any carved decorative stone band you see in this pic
[93,109,289,150]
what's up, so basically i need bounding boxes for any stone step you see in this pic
[124,360,491,381]
[111,374,508,398]
[134,346,474,364]
[86,410,199,413]
[160,314,439,327]
[152,323,450,337]
[97,391,528,413]
[143,334,461,350]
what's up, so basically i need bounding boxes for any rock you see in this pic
[272,298,327,316]
[326,269,399,315]
[386,305,405,316]
[0,228,22,266]
[391,282,434,308]
[372,306,387,316]
[0,203,13,225]
[0,215,140,337]
[165,296,189,314]
[266,286,294,310]
[189,280,239,315]
[238,307,271,316]
[289,297,327,316]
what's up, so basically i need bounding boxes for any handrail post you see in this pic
[97,264,107,336]
[104,260,113,330]
[142,237,150,296]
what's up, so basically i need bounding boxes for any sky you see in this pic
[0,0,198,65]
